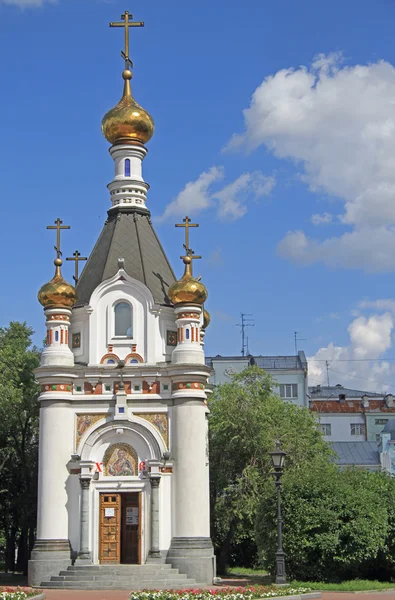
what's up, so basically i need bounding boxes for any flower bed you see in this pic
[130,586,312,600]
[0,587,40,600]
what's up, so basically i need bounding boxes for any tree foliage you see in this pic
[208,366,330,573]
[256,459,395,582]
[0,322,40,574]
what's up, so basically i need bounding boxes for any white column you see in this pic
[149,475,161,558]
[78,477,92,561]
[37,400,74,540]
[172,401,210,537]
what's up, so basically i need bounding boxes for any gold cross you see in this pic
[109,11,144,69]
[66,250,87,284]
[46,218,70,257]
[175,216,199,255]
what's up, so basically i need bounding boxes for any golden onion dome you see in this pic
[203,309,211,329]
[102,70,154,145]
[38,258,76,308]
[168,256,208,306]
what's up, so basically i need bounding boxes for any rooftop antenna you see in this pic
[294,331,306,354]
[326,360,330,387]
[246,335,251,356]
[236,313,255,357]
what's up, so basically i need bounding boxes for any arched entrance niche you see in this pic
[78,418,167,564]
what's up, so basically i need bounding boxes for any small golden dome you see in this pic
[38,258,76,308]
[168,256,208,306]
[203,309,211,329]
[102,70,154,145]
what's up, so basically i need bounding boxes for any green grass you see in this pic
[227,569,395,592]
[291,580,395,592]
[228,567,269,577]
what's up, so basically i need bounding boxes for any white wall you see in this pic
[318,414,366,442]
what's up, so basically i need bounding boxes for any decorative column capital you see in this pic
[150,476,161,489]
[79,477,91,490]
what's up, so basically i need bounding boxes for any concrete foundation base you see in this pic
[166,537,215,585]
[28,539,72,587]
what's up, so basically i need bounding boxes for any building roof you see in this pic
[75,210,176,307]
[206,351,307,371]
[309,384,382,399]
[330,441,380,467]
[382,418,395,439]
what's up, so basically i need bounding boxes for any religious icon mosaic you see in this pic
[166,330,177,347]
[75,414,104,448]
[72,332,81,348]
[103,443,137,476]
[135,413,169,447]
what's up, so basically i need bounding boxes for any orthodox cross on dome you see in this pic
[46,218,70,258]
[66,250,87,284]
[175,216,200,256]
[109,10,144,70]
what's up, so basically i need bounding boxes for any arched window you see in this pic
[114,302,133,337]
[55,331,59,342]
[185,328,190,340]
[124,159,131,177]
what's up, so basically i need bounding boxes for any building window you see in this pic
[375,418,389,425]
[279,383,298,399]
[114,302,132,337]
[350,423,366,436]
[55,331,59,342]
[376,433,382,443]
[124,158,131,177]
[320,423,332,436]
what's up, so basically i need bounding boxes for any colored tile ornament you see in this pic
[167,330,177,346]
[135,413,169,447]
[75,414,104,448]
[103,443,137,476]
[72,332,81,348]
[42,384,72,393]
[172,382,205,391]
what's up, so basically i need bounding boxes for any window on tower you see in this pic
[114,302,133,337]
[124,159,131,177]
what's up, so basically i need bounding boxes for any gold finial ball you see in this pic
[168,277,208,306]
[38,261,76,308]
[203,309,211,329]
[122,69,132,80]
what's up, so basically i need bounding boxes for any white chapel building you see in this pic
[28,15,214,588]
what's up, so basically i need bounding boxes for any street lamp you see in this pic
[269,440,287,585]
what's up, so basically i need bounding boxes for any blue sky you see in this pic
[3,0,395,391]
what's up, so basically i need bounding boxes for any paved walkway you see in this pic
[32,591,395,600]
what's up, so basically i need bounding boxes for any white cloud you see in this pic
[159,168,275,222]
[277,227,395,272]
[228,53,395,271]
[0,0,55,5]
[308,312,394,392]
[311,212,332,225]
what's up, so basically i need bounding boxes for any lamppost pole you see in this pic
[269,440,287,585]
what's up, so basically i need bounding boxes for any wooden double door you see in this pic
[99,492,141,564]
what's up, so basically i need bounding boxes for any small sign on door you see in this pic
[126,506,138,525]
[105,507,115,517]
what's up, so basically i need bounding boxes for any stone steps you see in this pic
[39,563,197,590]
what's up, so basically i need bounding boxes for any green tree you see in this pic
[256,461,395,581]
[0,322,40,574]
[208,366,330,573]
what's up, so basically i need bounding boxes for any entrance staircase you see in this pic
[39,563,198,590]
